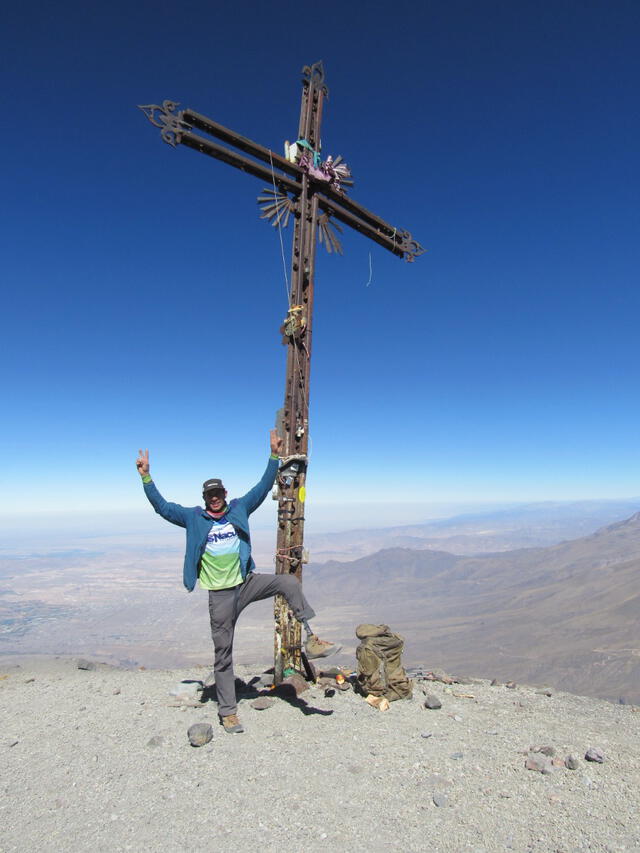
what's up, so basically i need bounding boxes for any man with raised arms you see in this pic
[136,430,338,733]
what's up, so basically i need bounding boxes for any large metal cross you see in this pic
[139,61,423,683]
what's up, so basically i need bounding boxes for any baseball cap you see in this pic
[202,478,225,495]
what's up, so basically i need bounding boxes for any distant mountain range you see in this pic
[304,510,640,704]
[305,498,640,562]
[3,498,640,703]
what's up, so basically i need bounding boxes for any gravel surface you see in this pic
[1,656,639,853]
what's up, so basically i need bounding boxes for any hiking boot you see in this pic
[304,635,342,660]
[220,713,244,734]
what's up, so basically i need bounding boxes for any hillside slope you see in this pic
[305,513,640,702]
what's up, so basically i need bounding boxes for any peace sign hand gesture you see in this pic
[136,449,150,477]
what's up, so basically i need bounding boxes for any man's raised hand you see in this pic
[270,429,284,457]
[136,449,150,477]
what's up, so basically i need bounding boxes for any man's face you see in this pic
[205,488,227,513]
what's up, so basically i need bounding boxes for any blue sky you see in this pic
[2,0,639,527]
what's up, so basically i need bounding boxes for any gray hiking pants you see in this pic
[208,572,315,716]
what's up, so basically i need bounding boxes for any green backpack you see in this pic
[355,624,413,702]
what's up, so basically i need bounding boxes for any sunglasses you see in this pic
[205,489,225,500]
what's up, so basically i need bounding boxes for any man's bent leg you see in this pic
[208,588,240,717]
[236,572,315,621]
[237,574,341,659]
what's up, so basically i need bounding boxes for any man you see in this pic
[136,430,338,733]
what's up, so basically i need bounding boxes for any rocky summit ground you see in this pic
[1,656,639,853]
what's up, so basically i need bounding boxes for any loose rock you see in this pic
[525,753,554,774]
[277,673,309,697]
[423,694,442,710]
[426,669,454,684]
[565,755,580,770]
[76,659,96,671]
[147,735,164,748]
[432,792,448,808]
[585,747,605,763]
[250,697,275,711]
[187,723,213,747]
[531,745,555,757]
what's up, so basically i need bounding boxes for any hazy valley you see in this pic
[2,498,640,704]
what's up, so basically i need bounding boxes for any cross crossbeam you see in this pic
[139,61,424,681]
[139,101,424,261]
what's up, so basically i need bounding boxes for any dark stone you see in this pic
[565,755,580,770]
[76,659,96,671]
[585,747,605,763]
[490,679,499,686]
[188,723,213,747]
[423,694,442,710]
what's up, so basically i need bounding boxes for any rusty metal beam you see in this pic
[180,131,300,195]
[272,63,326,683]
[182,109,302,179]
[139,99,423,261]
[182,132,419,260]
[317,194,407,260]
